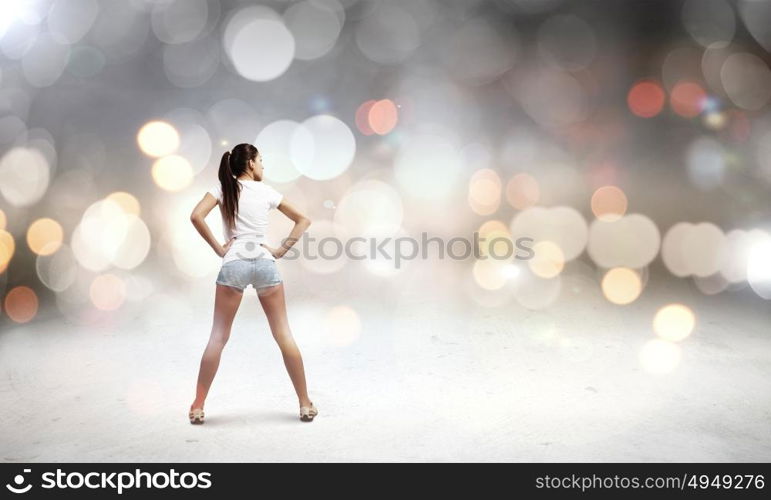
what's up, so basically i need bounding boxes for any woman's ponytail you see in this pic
[217,144,258,230]
[219,151,240,230]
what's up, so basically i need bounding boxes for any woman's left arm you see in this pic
[262,198,311,259]
[190,193,234,257]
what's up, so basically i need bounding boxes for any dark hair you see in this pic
[218,143,258,229]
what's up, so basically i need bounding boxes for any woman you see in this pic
[188,143,317,423]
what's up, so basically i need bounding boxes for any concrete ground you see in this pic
[1,264,770,462]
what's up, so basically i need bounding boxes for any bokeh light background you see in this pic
[1,0,771,461]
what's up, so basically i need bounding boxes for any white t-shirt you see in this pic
[207,179,284,263]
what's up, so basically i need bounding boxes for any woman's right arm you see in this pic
[190,193,233,258]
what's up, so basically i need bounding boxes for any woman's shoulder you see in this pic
[241,180,280,193]
[207,182,222,200]
[252,181,283,208]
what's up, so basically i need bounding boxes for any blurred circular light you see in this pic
[468,169,501,216]
[1,2,28,37]
[47,0,99,44]
[106,191,141,216]
[71,198,129,272]
[27,218,63,256]
[661,222,693,277]
[720,52,771,110]
[720,229,768,283]
[54,259,97,320]
[702,111,727,130]
[137,121,179,157]
[701,43,733,97]
[355,100,376,136]
[291,115,355,181]
[479,220,509,238]
[111,215,150,270]
[591,185,627,221]
[587,214,660,269]
[686,137,725,190]
[151,0,210,45]
[170,224,219,279]
[511,206,588,261]
[26,128,57,169]
[478,220,513,260]
[151,155,193,192]
[227,17,294,82]
[368,99,398,135]
[685,222,727,277]
[0,146,50,207]
[90,273,126,311]
[682,0,735,48]
[528,240,565,278]
[4,286,38,323]
[0,209,5,229]
[739,0,771,52]
[653,303,696,341]
[639,339,681,374]
[1,19,40,60]
[36,243,77,292]
[256,120,305,183]
[505,173,540,210]
[747,238,771,299]
[164,110,212,174]
[670,80,706,118]
[473,258,509,290]
[22,32,71,88]
[602,267,642,305]
[284,0,343,61]
[0,229,15,273]
[627,80,665,118]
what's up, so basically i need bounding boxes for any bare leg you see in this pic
[257,283,311,408]
[191,284,244,410]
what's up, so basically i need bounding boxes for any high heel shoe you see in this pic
[189,408,205,424]
[299,402,318,422]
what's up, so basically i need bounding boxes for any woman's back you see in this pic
[207,179,283,262]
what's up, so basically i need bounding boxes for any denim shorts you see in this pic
[216,258,282,292]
